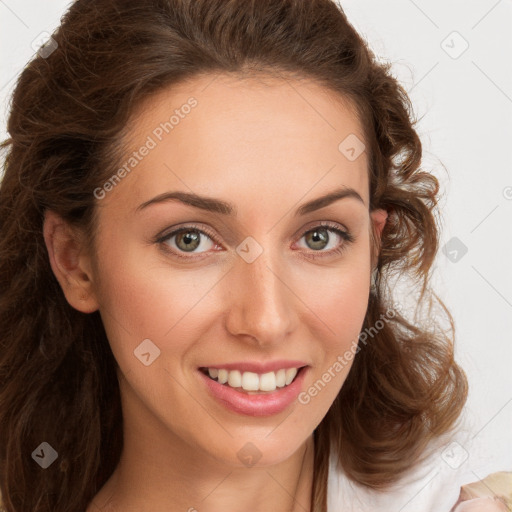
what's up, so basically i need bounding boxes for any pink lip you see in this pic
[198,366,309,417]
[199,360,308,373]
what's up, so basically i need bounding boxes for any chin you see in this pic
[209,429,311,469]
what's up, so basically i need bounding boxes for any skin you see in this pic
[43,72,387,512]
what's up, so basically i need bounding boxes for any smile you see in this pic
[200,367,301,393]
[197,363,309,417]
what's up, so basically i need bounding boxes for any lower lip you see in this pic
[198,367,309,417]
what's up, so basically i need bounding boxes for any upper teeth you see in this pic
[207,367,299,392]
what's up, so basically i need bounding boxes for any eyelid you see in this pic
[296,219,350,238]
[154,222,222,254]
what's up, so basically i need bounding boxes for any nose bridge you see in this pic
[224,239,294,344]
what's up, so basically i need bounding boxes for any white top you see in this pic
[326,416,506,511]
[327,448,466,511]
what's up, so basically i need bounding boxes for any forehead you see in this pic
[112,72,369,211]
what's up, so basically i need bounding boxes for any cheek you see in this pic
[94,253,210,372]
[292,248,371,408]
[294,244,371,343]
[91,225,193,370]
[314,264,369,321]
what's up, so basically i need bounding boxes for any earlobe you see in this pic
[43,210,99,314]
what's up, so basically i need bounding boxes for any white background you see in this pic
[1,0,511,491]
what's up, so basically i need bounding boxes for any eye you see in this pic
[155,221,355,260]
[157,224,220,259]
[295,222,355,259]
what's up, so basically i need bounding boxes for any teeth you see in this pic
[218,369,228,384]
[228,370,242,388]
[259,372,276,391]
[204,366,301,392]
[241,371,260,391]
[276,369,286,388]
[285,368,298,385]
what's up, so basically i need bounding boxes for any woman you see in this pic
[0,1,509,511]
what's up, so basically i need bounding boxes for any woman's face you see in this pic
[81,73,386,467]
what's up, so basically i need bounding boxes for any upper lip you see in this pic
[199,360,309,374]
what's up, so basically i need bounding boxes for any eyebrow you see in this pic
[135,186,365,216]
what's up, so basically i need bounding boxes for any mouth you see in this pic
[199,366,306,395]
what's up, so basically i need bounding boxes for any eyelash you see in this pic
[155,221,355,261]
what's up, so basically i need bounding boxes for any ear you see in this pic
[369,208,388,268]
[371,208,387,238]
[43,210,99,314]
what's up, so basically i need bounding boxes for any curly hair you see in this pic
[0,0,468,510]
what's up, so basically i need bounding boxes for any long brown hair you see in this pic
[0,1,468,510]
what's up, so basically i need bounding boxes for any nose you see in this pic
[223,243,297,347]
